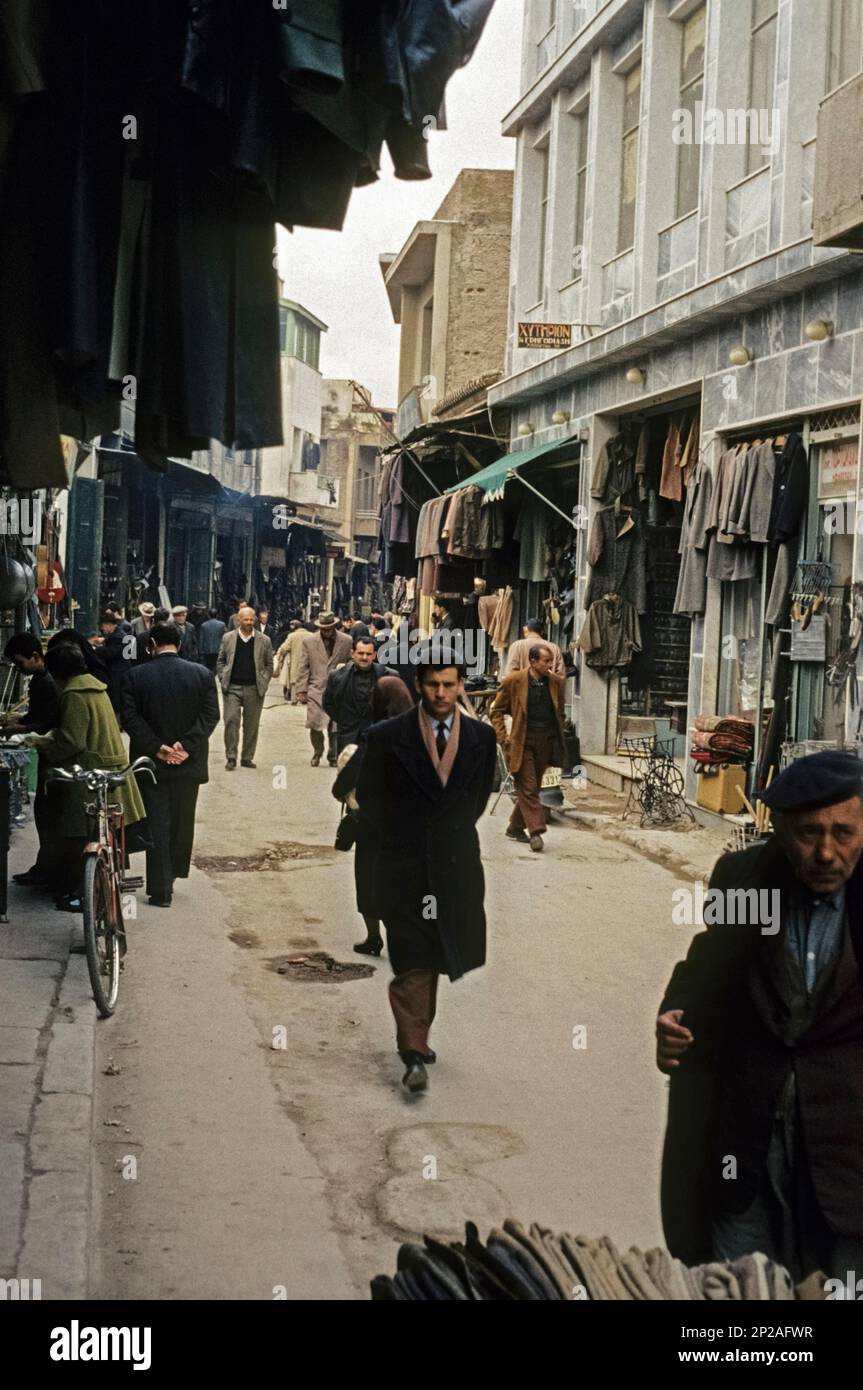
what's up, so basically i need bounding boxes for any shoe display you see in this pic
[529,833,544,852]
[225,759,237,770]
[401,1052,429,1093]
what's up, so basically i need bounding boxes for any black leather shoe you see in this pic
[148,895,172,908]
[241,759,256,768]
[310,753,321,767]
[400,1052,428,1093]
[225,759,237,771]
[353,938,383,957]
[420,1050,436,1064]
[505,828,528,843]
[13,869,50,886]
[327,757,337,767]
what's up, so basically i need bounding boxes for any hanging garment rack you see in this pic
[720,417,805,446]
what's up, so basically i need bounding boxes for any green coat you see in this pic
[28,674,145,837]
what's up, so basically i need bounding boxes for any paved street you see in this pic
[0,684,728,1301]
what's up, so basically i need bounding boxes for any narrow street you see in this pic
[86,687,719,1300]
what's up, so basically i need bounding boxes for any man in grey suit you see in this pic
[216,605,274,770]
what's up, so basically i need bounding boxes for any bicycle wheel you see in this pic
[82,853,120,1017]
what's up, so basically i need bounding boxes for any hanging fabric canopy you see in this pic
[445,438,581,502]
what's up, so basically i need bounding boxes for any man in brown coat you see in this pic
[489,644,566,853]
[295,611,352,766]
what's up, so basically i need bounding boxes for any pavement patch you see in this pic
[194,842,331,871]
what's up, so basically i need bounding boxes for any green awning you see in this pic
[445,437,579,502]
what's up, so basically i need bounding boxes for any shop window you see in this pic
[746,0,778,177]
[827,0,863,92]
[675,6,706,220]
[618,63,641,254]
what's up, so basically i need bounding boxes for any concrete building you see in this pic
[381,167,514,435]
[491,0,863,801]
[319,381,394,555]
[258,296,337,523]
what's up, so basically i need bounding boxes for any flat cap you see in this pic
[758,750,863,812]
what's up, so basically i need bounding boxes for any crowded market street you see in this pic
[0,684,722,1301]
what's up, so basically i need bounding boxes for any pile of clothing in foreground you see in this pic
[370,1221,825,1301]
[690,714,755,767]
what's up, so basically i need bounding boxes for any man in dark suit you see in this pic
[356,637,497,1094]
[121,622,219,908]
[656,750,863,1280]
[322,634,398,755]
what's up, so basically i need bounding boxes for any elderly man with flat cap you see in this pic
[656,750,863,1280]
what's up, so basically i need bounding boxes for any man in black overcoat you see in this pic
[656,751,863,1280]
[121,623,219,908]
[356,637,497,1093]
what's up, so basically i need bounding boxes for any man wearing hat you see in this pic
[656,750,863,1279]
[215,605,274,770]
[295,612,351,766]
[132,602,156,638]
[171,605,199,663]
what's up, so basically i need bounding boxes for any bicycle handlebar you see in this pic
[46,755,158,788]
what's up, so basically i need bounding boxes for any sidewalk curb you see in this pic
[18,954,96,1301]
[561,789,726,882]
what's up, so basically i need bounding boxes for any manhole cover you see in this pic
[194,842,329,872]
[267,951,374,983]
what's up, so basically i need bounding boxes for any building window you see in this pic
[746,0,778,176]
[572,106,589,279]
[618,63,641,254]
[827,0,863,91]
[535,0,558,75]
[535,139,550,302]
[675,6,706,219]
[356,446,380,515]
[420,298,434,386]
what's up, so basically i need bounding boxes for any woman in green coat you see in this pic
[26,643,145,906]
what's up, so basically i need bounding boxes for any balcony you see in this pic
[813,72,863,249]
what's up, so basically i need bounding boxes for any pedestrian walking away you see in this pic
[323,634,398,755]
[198,609,227,673]
[121,623,220,907]
[505,619,566,677]
[273,618,308,702]
[295,611,351,766]
[356,638,497,1094]
[332,675,415,957]
[490,644,567,852]
[216,606,274,769]
[657,750,863,1281]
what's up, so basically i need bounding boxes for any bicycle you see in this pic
[46,756,156,1017]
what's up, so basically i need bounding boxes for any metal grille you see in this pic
[809,405,861,432]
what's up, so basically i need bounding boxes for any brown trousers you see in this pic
[388,969,439,1055]
[509,733,555,836]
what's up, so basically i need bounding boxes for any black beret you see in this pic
[758,750,863,812]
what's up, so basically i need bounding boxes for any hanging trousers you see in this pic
[388,969,439,1055]
[140,778,200,900]
[509,734,555,836]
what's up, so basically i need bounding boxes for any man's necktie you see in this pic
[436,721,447,759]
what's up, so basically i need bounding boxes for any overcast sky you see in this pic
[275,1,524,409]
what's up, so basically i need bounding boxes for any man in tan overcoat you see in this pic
[273,619,308,702]
[490,643,566,852]
[295,612,351,766]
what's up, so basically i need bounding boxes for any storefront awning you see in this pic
[445,437,580,502]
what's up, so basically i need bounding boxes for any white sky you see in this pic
[275,0,524,409]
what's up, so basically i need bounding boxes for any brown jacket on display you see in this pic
[489,668,566,774]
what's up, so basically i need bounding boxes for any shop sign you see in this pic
[790,615,827,662]
[325,544,342,559]
[517,321,572,350]
[817,440,859,498]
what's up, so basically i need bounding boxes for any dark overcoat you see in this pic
[659,838,863,1264]
[121,654,219,784]
[356,707,497,981]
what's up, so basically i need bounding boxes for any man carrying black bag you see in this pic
[121,623,219,908]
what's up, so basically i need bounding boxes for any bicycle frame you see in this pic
[83,780,127,943]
